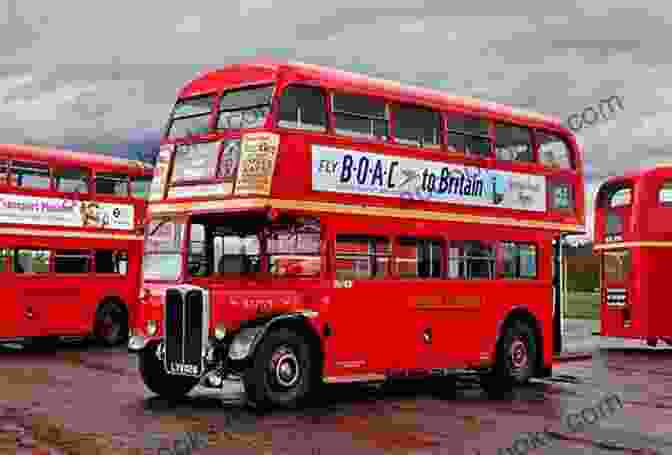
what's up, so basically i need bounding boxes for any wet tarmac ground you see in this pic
[1,333,672,454]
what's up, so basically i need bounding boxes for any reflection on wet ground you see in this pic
[1,341,672,454]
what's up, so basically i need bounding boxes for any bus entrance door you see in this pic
[601,249,631,336]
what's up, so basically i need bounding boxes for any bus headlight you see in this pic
[214,324,227,341]
[145,320,158,336]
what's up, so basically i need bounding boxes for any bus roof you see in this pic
[179,59,566,131]
[601,165,672,187]
[0,143,153,175]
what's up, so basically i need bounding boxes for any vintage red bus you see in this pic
[0,144,152,347]
[594,167,672,346]
[128,59,585,408]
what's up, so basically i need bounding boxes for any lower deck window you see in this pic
[54,250,91,274]
[15,249,51,273]
[446,241,496,279]
[335,235,390,279]
[501,242,537,279]
[397,238,442,278]
[95,250,128,274]
[0,249,14,272]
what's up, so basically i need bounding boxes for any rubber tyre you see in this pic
[484,320,538,397]
[243,328,314,410]
[27,336,59,352]
[94,303,128,347]
[138,343,199,399]
[428,375,458,400]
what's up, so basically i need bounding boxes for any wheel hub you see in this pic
[510,338,528,369]
[102,314,119,339]
[270,347,300,388]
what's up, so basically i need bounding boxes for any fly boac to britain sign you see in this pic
[311,145,546,212]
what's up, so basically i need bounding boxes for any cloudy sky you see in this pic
[1,0,668,239]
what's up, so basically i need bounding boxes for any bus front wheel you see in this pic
[94,302,128,346]
[484,320,538,397]
[138,343,199,399]
[243,328,315,409]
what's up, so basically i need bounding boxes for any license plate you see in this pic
[169,362,200,376]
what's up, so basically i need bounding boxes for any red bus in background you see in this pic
[594,167,672,346]
[0,144,152,347]
[129,59,585,408]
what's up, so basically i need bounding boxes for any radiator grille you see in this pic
[164,288,205,377]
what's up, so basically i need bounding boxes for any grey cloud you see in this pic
[0,0,42,55]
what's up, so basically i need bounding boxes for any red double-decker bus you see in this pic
[0,144,152,347]
[594,167,672,346]
[129,59,585,408]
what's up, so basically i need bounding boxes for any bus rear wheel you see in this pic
[243,328,314,409]
[94,302,128,346]
[138,343,199,399]
[484,320,537,397]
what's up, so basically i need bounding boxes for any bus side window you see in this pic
[15,249,51,274]
[335,235,390,280]
[0,249,14,272]
[277,85,327,132]
[659,181,672,206]
[0,159,8,186]
[13,161,51,190]
[332,93,388,140]
[397,237,443,278]
[445,113,491,157]
[54,168,90,193]
[537,131,573,169]
[54,250,91,274]
[95,250,128,275]
[495,123,534,163]
[447,241,495,280]
[131,175,152,199]
[500,242,537,279]
[95,172,129,196]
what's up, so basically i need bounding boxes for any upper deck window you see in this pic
[54,168,90,193]
[495,124,534,163]
[278,85,327,132]
[171,141,220,182]
[445,114,491,157]
[659,181,672,206]
[13,161,51,190]
[537,131,573,169]
[610,188,631,208]
[167,94,215,139]
[550,181,574,210]
[332,93,388,140]
[392,105,441,148]
[217,85,274,130]
[131,175,152,198]
[95,172,129,196]
[0,159,8,185]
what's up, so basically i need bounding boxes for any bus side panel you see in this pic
[0,265,21,338]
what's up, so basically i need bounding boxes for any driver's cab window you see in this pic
[215,234,261,275]
[188,223,208,276]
